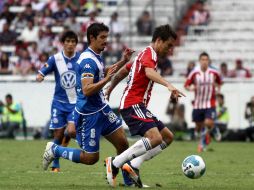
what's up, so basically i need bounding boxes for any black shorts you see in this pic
[120,103,165,136]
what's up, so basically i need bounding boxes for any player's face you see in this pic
[157,38,175,57]
[92,31,108,53]
[63,37,77,54]
[199,55,209,70]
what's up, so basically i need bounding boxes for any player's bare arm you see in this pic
[82,65,117,96]
[145,67,185,98]
[105,48,134,74]
[105,66,130,101]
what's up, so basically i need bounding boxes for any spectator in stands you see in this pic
[189,1,210,35]
[34,52,49,72]
[81,10,98,33]
[0,94,24,139]
[65,14,81,33]
[11,13,27,34]
[19,20,39,43]
[23,4,36,21]
[157,56,173,76]
[220,62,231,78]
[53,1,70,25]
[245,96,254,141]
[230,59,252,78]
[62,0,82,15]
[83,0,103,16]
[40,9,54,26]
[213,93,229,141]
[0,22,18,45]
[37,28,52,53]
[28,42,40,65]
[166,98,187,140]
[0,3,15,24]
[14,49,34,75]
[136,11,154,36]
[102,33,126,65]
[31,0,47,12]
[0,52,12,74]
[108,12,124,37]
[180,60,195,77]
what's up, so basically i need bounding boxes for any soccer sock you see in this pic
[52,139,61,168]
[130,141,168,169]
[113,137,152,168]
[53,145,81,163]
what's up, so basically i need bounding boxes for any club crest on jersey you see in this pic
[146,111,153,118]
[62,151,67,158]
[89,139,96,147]
[53,118,58,124]
[67,62,73,69]
[60,71,76,89]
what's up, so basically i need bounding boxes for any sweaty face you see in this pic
[63,37,77,54]
[157,38,175,57]
[199,55,209,70]
[93,31,108,52]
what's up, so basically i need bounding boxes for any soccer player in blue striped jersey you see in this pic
[42,23,135,186]
[37,30,80,172]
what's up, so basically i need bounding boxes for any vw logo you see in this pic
[60,71,76,89]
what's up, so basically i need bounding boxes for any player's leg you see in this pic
[61,111,76,146]
[130,122,174,169]
[203,108,216,148]
[43,110,102,170]
[105,104,163,187]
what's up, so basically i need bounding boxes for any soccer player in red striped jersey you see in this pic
[104,24,185,187]
[184,52,222,152]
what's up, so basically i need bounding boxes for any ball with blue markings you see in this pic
[182,155,206,179]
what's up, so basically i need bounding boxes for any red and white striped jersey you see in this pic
[120,46,157,109]
[184,66,222,109]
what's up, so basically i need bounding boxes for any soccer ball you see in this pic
[182,155,206,179]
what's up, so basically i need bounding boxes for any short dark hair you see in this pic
[152,24,177,42]
[87,23,109,45]
[60,30,78,44]
[6,94,12,100]
[199,52,209,59]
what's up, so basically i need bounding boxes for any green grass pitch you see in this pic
[0,139,253,190]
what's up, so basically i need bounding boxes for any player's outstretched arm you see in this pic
[145,67,185,97]
[82,65,118,96]
[105,66,129,101]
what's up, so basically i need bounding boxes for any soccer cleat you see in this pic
[51,167,60,173]
[42,142,55,170]
[122,163,143,188]
[105,157,119,187]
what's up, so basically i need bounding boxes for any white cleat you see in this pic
[42,142,55,170]
[105,157,119,187]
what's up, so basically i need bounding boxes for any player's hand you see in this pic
[168,88,186,103]
[104,85,112,101]
[122,48,135,63]
[105,64,118,81]
[36,74,44,82]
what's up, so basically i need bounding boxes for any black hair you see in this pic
[6,94,12,100]
[199,52,209,59]
[60,30,78,44]
[87,23,109,45]
[152,24,177,42]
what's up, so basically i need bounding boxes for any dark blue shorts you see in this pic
[192,108,216,122]
[120,103,165,136]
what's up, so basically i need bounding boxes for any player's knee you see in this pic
[67,128,76,138]
[80,153,99,165]
[149,135,163,148]
[164,131,174,145]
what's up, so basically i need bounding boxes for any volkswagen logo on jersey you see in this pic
[60,71,76,89]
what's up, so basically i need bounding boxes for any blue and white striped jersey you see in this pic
[75,47,107,114]
[39,51,80,104]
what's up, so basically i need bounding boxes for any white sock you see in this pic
[130,141,168,169]
[113,137,152,168]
